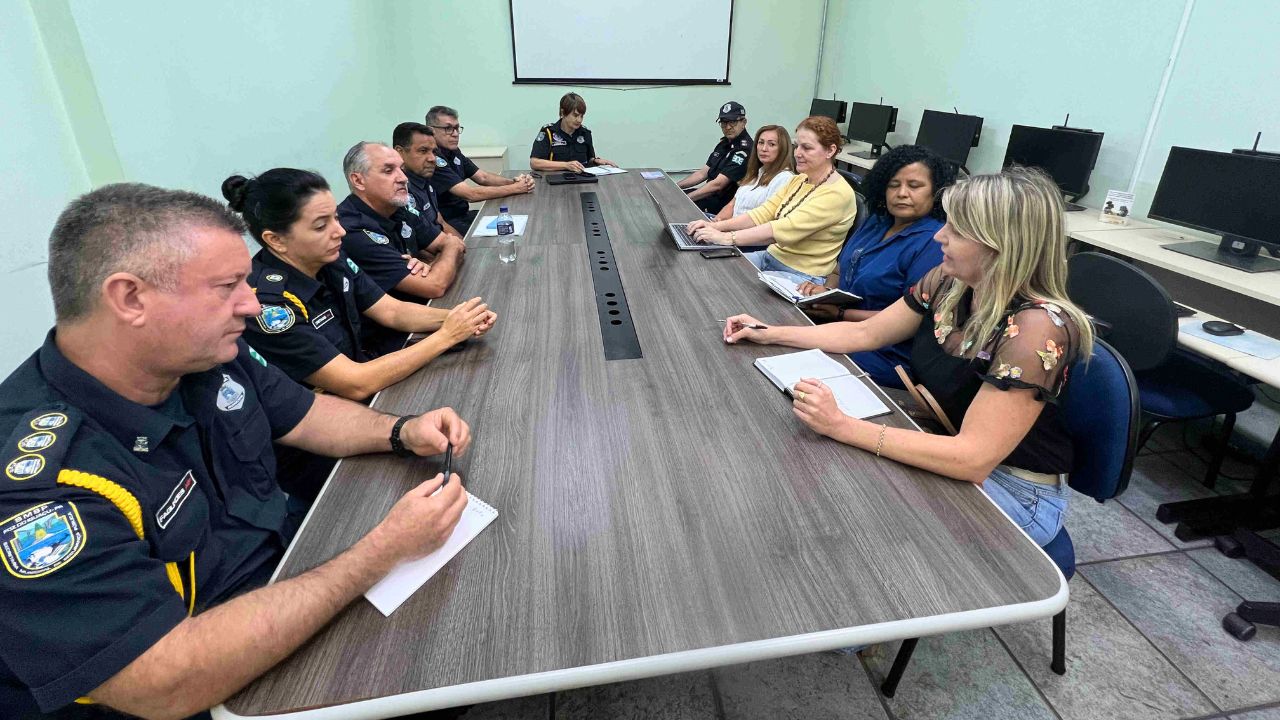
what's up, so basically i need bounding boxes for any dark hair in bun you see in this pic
[220,169,330,241]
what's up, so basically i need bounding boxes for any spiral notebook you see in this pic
[364,491,499,616]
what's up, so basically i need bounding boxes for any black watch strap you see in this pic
[389,415,420,458]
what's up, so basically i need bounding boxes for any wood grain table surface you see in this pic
[220,169,1065,719]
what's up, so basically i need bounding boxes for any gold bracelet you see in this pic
[875,424,887,457]
[730,230,736,244]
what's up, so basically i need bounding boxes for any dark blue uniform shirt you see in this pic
[0,333,313,717]
[243,249,385,383]
[429,146,480,224]
[529,121,596,165]
[336,193,440,294]
[695,129,753,214]
[404,168,446,236]
[837,213,944,387]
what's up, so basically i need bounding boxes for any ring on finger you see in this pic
[796,391,807,401]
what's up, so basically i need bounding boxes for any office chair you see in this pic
[880,339,1139,696]
[1065,252,1254,493]
[837,168,864,197]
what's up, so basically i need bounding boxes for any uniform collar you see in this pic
[554,120,584,137]
[337,193,402,237]
[254,249,325,302]
[38,329,196,452]
[405,168,433,194]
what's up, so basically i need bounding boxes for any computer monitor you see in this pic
[1149,146,1280,273]
[915,110,983,168]
[1002,124,1104,202]
[809,98,847,124]
[846,102,898,160]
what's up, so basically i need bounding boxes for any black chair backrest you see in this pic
[1065,252,1177,372]
[852,191,869,235]
[837,169,863,195]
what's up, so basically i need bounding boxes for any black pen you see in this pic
[442,442,453,487]
[719,319,769,330]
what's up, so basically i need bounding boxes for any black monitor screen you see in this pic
[1002,125,1103,196]
[915,110,982,166]
[847,102,895,146]
[1149,147,1280,248]
[809,98,846,124]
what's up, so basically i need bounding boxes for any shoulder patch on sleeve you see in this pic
[0,500,87,578]
[3,405,82,489]
[362,229,390,245]
[256,305,295,334]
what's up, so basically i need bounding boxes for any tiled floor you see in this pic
[454,419,1280,720]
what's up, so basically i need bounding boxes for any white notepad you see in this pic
[364,491,498,616]
[754,349,892,420]
[758,271,861,309]
[472,215,530,237]
[582,166,627,176]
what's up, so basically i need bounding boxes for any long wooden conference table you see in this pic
[218,170,1065,719]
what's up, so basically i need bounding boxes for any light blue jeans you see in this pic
[981,466,1069,547]
[743,250,826,285]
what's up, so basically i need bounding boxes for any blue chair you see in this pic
[880,338,1139,696]
[1066,252,1254,492]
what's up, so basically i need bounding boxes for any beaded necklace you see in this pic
[774,167,836,220]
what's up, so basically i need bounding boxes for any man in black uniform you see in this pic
[426,104,535,235]
[0,184,471,719]
[392,121,464,243]
[529,92,617,173]
[677,100,754,215]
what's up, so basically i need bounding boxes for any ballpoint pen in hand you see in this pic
[442,442,453,487]
[719,319,769,330]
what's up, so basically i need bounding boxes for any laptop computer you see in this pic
[546,172,599,185]
[643,186,710,250]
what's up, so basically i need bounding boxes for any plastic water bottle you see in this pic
[496,206,516,263]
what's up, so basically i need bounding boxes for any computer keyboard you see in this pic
[672,223,701,245]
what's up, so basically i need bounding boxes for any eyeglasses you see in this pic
[718,119,743,126]
[430,125,464,135]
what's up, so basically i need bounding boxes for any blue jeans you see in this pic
[981,466,1069,547]
[743,250,826,285]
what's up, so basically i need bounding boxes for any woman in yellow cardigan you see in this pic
[687,115,857,283]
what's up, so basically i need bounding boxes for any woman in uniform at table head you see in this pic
[222,169,495,403]
[686,116,857,285]
[796,144,959,388]
[529,92,616,174]
[723,168,1094,547]
[712,124,796,220]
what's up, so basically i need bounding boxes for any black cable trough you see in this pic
[580,192,642,360]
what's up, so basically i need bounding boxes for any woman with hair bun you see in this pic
[687,116,857,284]
[223,169,496,403]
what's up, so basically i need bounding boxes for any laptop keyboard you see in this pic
[672,223,701,246]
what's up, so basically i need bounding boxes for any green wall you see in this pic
[819,0,1280,218]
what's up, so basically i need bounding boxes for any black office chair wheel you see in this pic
[1215,534,1246,558]
[1223,612,1257,641]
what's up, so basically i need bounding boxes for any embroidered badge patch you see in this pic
[256,305,295,334]
[264,273,284,283]
[406,195,420,215]
[30,413,67,431]
[156,471,197,529]
[722,103,732,113]
[400,223,412,239]
[312,308,336,330]
[342,277,350,292]
[347,258,361,274]
[247,345,268,368]
[363,229,390,245]
[435,156,448,168]
[577,135,585,144]
[1,501,86,578]
[217,373,245,412]
[17,432,56,453]
[5,454,44,481]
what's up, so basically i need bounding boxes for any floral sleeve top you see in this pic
[902,267,1082,474]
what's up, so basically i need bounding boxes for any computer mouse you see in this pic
[1202,320,1244,336]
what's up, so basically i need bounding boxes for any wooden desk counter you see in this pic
[220,170,1064,719]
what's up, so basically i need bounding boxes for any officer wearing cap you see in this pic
[678,101,754,214]
[392,121,464,243]
[224,169,495,400]
[0,183,473,719]
[529,92,617,173]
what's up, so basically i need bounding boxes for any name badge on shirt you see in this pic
[312,308,336,329]
[156,471,197,529]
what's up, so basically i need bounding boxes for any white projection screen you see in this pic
[509,0,734,85]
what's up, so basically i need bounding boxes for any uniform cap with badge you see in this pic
[717,101,746,122]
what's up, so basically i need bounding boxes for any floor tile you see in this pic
[1066,489,1175,563]
[1118,455,1218,549]
[461,694,551,719]
[860,630,1056,720]
[1188,546,1280,601]
[554,671,718,720]
[994,578,1216,720]
[715,652,888,720]
[1231,705,1280,720]
[1081,554,1280,711]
